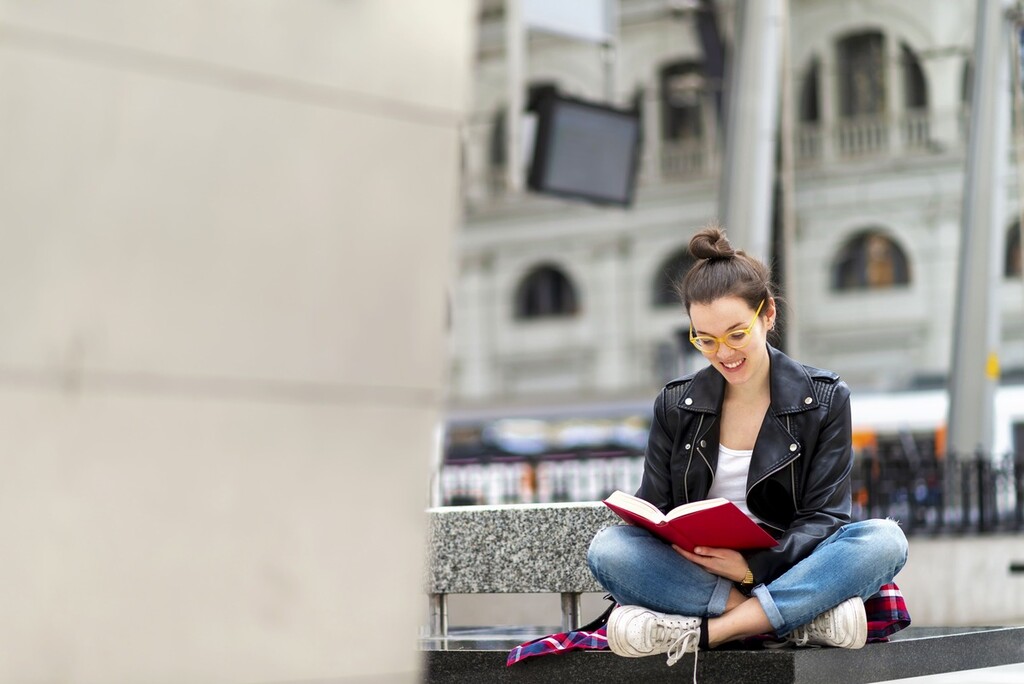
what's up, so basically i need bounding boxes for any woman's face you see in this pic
[688,295,774,388]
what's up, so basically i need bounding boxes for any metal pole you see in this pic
[977,451,991,531]
[429,593,449,638]
[1016,451,1024,530]
[777,0,800,358]
[863,450,876,518]
[602,1,618,103]
[948,0,1013,457]
[505,0,525,193]
[957,453,968,529]
[561,592,583,632]
[716,0,784,262]
[602,41,617,103]
[1011,17,1024,290]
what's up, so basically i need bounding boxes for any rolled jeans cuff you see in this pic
[708,574,734,617]
[752,584,785,633]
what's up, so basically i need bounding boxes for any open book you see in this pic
[602,490,779,553]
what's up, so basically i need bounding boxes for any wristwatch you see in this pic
[740,568,755,589]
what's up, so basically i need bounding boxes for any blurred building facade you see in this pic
[448,0,1024,422]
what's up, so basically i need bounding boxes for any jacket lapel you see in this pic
[748,345,820,486]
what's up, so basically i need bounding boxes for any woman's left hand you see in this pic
[674,545,748,583]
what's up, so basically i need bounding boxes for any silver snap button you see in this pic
[804,397,813,405]
[685,443,691,450]
[700,440,706,448]
[789,443,798,452]
[684,397,693,405]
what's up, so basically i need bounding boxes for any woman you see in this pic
[587,227,908,667]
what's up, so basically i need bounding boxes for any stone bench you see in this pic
[424,501,618,636]
[421,502,1024,683]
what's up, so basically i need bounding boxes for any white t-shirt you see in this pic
[706,444,764,525]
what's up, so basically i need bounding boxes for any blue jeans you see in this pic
[587,518,908,636]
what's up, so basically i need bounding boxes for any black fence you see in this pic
[439,443,1024,538]
[852,449,1024,534]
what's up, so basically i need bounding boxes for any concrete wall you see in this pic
[896,535,1024,627]
[0,2,473,682]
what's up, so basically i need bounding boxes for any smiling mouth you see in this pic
[722,358,745,370]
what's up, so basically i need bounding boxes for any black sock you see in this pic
[698,620,710,650]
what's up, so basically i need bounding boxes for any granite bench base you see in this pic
[421,625,1024,684]
[426,502,618,635]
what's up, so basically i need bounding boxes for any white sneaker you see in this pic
[786,596,867,649]
[606,605,701,666]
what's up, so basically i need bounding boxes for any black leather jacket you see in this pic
[636,344,853,585]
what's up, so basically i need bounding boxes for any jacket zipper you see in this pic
[787,415,798,511]
[696,415,716,490]
[745,414,799,532]
[683,414,704,503]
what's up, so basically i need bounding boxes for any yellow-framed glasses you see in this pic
[689,299,766,354]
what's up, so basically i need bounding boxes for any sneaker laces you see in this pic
[787,626,811,647]
[657,622,700,683]
[787,609,835,647]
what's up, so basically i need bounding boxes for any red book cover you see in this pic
[602,490,779,552]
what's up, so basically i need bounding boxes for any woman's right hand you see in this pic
[674,544,749,583]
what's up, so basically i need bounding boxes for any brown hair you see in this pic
[675,225,775,313]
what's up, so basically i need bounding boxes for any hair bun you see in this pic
[688,225,736,261]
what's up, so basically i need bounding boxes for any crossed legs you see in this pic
[587,518,908,643]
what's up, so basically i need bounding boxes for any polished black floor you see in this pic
[421,625,1024,684]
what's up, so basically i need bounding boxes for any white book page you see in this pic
[604,490,666,522]
[606,491,731,523]
[664,497,730,521]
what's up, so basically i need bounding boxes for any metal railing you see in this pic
[852,449,1024,534]
[834,114,891,158]
[440,447,1024,537]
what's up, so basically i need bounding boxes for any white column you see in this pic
[717,0,784,262]
[949,0,1014,456]
[0,2,474,681]
[455,253,496,399]
[592,237,632,391]
[923,56,965,151]
[505,0,526,194]
[642,84,663,184]
[886,36,905,155]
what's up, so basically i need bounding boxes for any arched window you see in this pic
[837,30,886,117]
[659,60,709,141]
[514,264,579,319]
[797,57,823,160]
[1007,221,1022,279]
[899,43,929,147]
[652,249,695,307]
[489,109,506,170]
[799,57,821,123]
[832,230,911,291]
[901,43,927,110]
